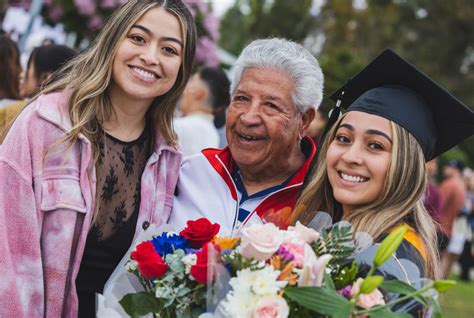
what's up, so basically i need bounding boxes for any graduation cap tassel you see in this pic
[321,91,344,142]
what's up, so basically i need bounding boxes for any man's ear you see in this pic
[300,107,316,136]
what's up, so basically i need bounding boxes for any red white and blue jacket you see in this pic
[168,136,316,236]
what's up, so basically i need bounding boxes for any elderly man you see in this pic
[168,38,324,235]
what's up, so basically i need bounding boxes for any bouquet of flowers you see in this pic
[113,217,454,318]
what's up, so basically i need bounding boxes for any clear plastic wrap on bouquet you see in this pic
[98,224,175,317]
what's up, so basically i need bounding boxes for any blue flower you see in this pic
[151,232,188,256]
[185,247,201,255]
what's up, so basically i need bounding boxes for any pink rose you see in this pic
[288,221,320,244]
[350,278,386,309]
[281,243,305,267]
[253,295,289,318]
[240,223,282,261]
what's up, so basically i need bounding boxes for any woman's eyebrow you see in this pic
[130,24,152,35]
[130,24,183,47]
[339,123,353,131]
[339,123,392,143]
[366,129,393,144]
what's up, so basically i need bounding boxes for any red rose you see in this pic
[180,218,220,249]
[190,242,221,284]
[131,241,168,279]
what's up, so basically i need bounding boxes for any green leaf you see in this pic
[380,280,425,304]
[334,261,359,289]
[334,302,354,318]
[325,272,336,290]
[428,296,442,318]
[367,308,412,318]
[433,279,456,292]
[374,226,408,267]
[284,287,349,316]
[380,280,417,294]
[119,292,163,317]
[360,276,384,294]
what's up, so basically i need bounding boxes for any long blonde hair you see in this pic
[295,114,440,278]
[36,0,196,161]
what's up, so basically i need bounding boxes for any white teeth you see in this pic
[340,172,367,183]
[132,67,156,79]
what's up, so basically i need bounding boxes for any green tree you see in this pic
[219,0,315,56]
[219,0,474,161]
[317,0,474,162]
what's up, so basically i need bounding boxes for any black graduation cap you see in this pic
[329,48,474,161]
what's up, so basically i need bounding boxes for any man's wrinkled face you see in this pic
[226,67,306,173]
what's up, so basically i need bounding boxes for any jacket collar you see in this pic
[202,136,317,188]
[35,90,180,155]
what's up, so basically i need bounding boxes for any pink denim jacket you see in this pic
[0,91,182,317]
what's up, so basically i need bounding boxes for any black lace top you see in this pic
[76,126,152,317]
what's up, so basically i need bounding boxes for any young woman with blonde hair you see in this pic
[296,49,474,302]
[0,1,196,316]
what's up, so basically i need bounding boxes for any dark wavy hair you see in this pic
[198,67,230,128]
[0,36,21,99]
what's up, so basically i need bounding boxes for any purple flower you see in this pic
[100,0,117,9]
[203,13,219,41]
[184,0,209,14]
[185,247,202,254]
[47,5,64,22]
[195,36,219,67]
[276,245,295,262]
[87,15,103,30]
[338,285,352,300]
[74,0,96,16]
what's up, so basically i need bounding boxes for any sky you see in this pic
[211,0,368,17]
[212,0,235,17]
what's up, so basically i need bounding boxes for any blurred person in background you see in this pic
[174,66,230,156]
[215,97,228,148]
[0,44,77,141]
[20,44,77,99]
[439,159,468,277]
[306,108,327,147]
[423,158,442,224]
[0,35,21,108]
[458,168,474,281]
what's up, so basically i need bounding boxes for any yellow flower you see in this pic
[212,236,240,249]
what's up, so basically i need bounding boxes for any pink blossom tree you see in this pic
[7,0,220,67]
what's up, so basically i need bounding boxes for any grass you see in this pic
[440,278,474,317]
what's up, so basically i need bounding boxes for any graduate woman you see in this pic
[0,1,196,316]
[295,49,474,313]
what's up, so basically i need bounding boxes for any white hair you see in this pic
[230,38,324,112]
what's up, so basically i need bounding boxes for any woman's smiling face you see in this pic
[109,7,183,107]
[326,111,393,215]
